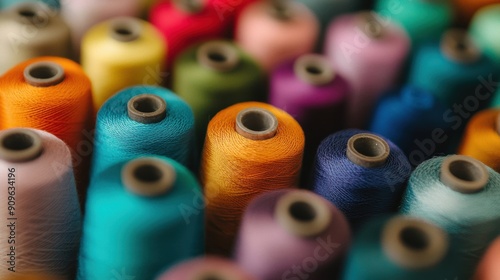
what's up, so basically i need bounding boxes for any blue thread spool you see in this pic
[370,85,450,165]
[343,215,466,280]
[0,0,59,9]
[311,129,412,230]
[400,155,500,277]
[92,86,195,179]
[78,156,204,280]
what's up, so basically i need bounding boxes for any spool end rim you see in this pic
[294,54,336,86]
[441,29,481,64]
[109,17,143,42]
[173,0,205,13]
[440,155,489,194]
[0,129,43,162]
[122,157,176,197]
[197,41,240,72]
[24,61,65,87]
[235,108,278,140]
[357,11,385,39]
[346,133,390,168]
[127,94,167,124]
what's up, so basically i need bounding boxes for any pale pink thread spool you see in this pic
[156,257,256,280]
[324,12,410,128]
[0,128,81,279]
[235,0,319,72]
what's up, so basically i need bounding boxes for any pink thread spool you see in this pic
[156,257,256,280]
[61,0,141,58]
[324,12,410,128]
[235,189,351,280]
[235,0,319,72]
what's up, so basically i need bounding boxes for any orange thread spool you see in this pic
[459,109,500,172]
[0,56,94,200]
[201,102,305,256]
[474,237,500,280]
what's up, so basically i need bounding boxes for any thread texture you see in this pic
[342,216,463,280]
[202,101,305,256]
[235,0,319,71]
[375,0,453,46]
[400,156,500,276]
[0,129,81,278]
[92,86,195,179]
[156,257,256,280]
[0,56,94,196]
[311,129,412,229]
[324,13,410,128]
[81,17,166,110]
[459,109,500,172]
[474,237,500,280]
[235,189,351,280]
[78,156,204,280]
[470,4,500,65]
[0,2,71,74]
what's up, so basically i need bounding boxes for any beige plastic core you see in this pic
[122,157,176,197]
[0,129,43,162]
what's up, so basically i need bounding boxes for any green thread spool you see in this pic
[172,40,267,145]
[375,0,453,47]
[470,4,500,65]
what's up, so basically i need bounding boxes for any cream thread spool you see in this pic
[293,54,335,86]
[122,157,176,197]
[382,216,449,269]
[127,94,167,124]
[235,108,279,141]
[440,155,489,194]
[346,133,391,168]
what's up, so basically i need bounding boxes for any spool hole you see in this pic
[352,137,386,158]
[240,111,274,132]
[399,226,429,251]
[289,201,316,222]
[448,160,483,182]
[133,97,162,113]
[114,27,133,37]
[2,133,34,151]
[208,51,227,63]
[133,164,163,183]
[18,8,36,18]
[200,275,225,280]
[28,65,58,80]
[306,66,323,75]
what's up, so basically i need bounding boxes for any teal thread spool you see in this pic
[470,4,500,65]
[78,156,204,280]
[400,155,500,277]
[375,0,453,47]
[0,0,59,9]
[92,86,195,179]
[172,40,267,145]
[343,216,465,280]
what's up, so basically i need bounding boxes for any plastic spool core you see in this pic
[497,113,500,136]
[109,18,142,42]
[294,54,336,86]
[23,61,65,87]
[275,190,332,237]
[193,272,229,280]
[197,41,240,72]
[127,94,167,124]
[441,29,480,63]
[235,108,279,140]
[357,11,384,39]
[440,155,489,194]
[268,0,293,20]
[173,0,204,13]
[0,129,43,162]
[382,216,449,269]
[346,133,390,168]
[122,157,176,196]
[14,2,47,25]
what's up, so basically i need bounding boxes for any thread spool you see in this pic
[92,86,195,179]
[81,17,166,110]
[343,216,464,280]
[454,0,499,25]
[156,257,256,280]
[400,155,500,276]
[0,56,94,201]
[375,0,453,47]
[202,102,304,256]
[173,40,267,145]
[470,4,500,65]
[149,0,230,72]
[369,86,451,163]
[235,0,319,71]
[409,29,499,107]
[324,12,410,128]
[459,109,500,172]
[311,129,412,230]
[0,0,60,9]
[78,156,204,280]
[491,87,500,108]
[0,128,81,278]
[0,2,71,75]
[235,189,350,280]
[61,0,141,58]
[474,237,500,280]
[269,54,350,182]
